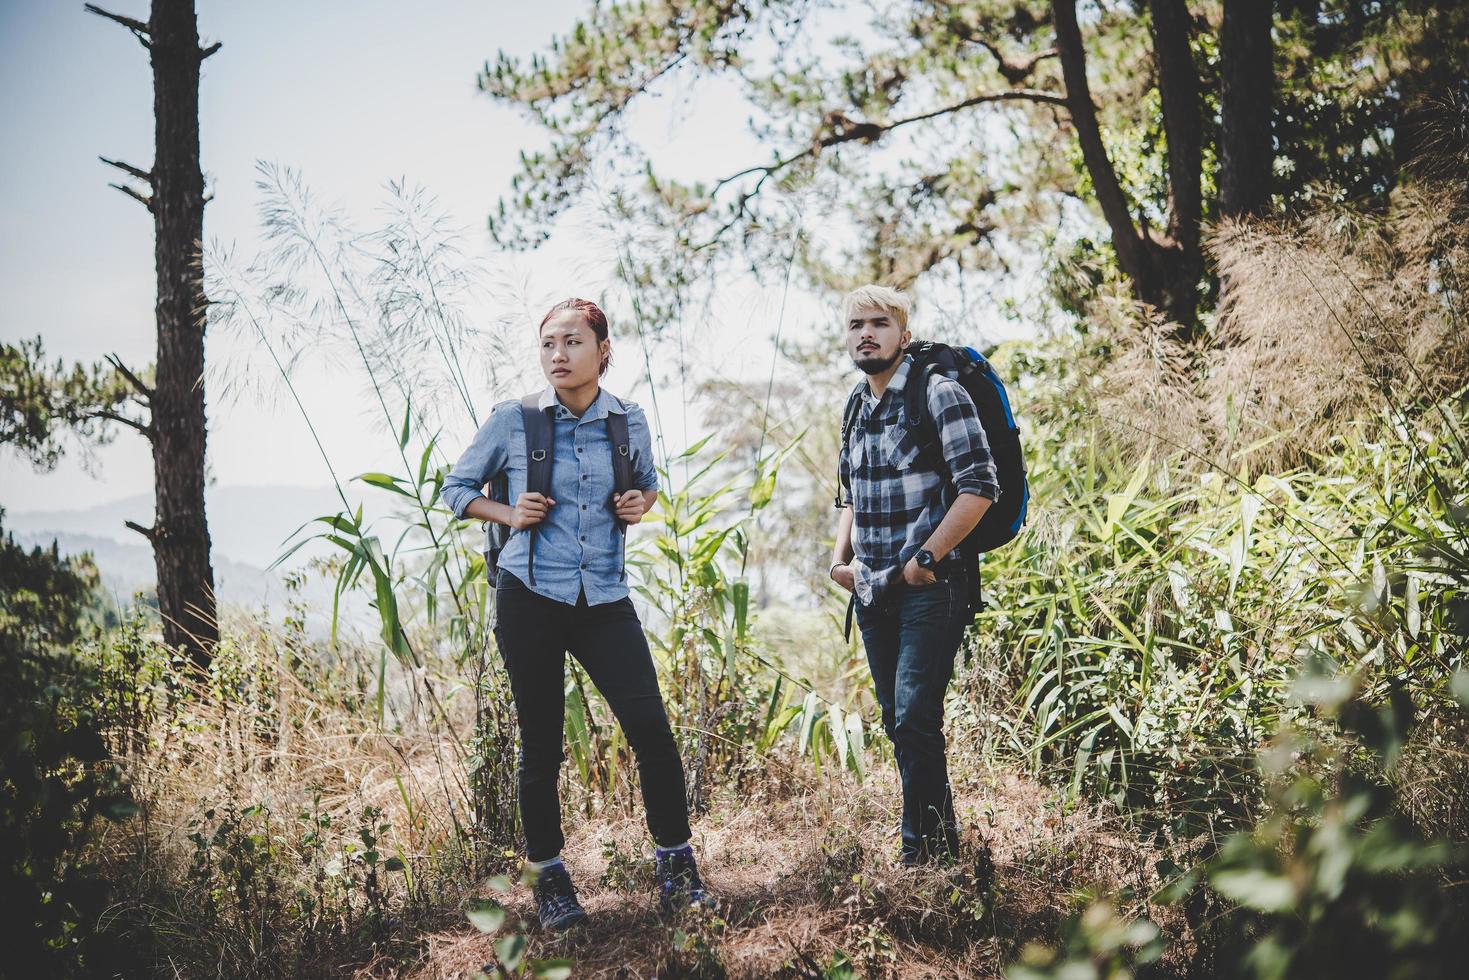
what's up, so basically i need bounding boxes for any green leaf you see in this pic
[495,934,526,971]
[1451,670,1469,711]
[531,960,574,980]
[466,899,506,934]
[356,471,415,498]
[101,798,141,822]
[1209,868,1296,912]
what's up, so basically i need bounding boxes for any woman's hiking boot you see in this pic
[532,863,588,931]
[655,845,715,915]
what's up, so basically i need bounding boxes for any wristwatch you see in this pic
[915,549,936,570]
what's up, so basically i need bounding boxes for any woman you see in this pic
[440,298,711,931]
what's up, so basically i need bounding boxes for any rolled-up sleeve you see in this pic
[626,404,660,492]
[928,377,1001,501]
[439,401,515,518]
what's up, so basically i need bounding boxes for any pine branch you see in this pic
[110,182,154,212]
[100,156,153,184]
[89,408,155,440]
[84,4,151,49]
[712,88,1067,195]
[958,29,1060,86]
[124,520,156,541]
[199,41,222,60]
[105,353,154,401]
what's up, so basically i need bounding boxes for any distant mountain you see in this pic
[6,484,346,570]
[6,530,286,608]
[5,484,384,631]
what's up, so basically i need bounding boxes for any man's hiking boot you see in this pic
[532,863,588,931]
[655,846,715,915]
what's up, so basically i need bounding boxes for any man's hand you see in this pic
[510,491,555,530]
[830,562,856,594]
[903,556,937,587]
[613,489,650,525]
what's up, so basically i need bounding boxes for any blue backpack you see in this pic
[838,341,1029,608]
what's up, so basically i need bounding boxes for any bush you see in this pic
[0,518,136,976]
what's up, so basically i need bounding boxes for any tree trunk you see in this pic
[1052,0,1154,294]
[1148,0,1205,327]
[1053,0,1204,332]
[1219,0,1275,218]
[148,0,217,669]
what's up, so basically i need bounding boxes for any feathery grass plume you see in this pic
[1083,276,1209,462]
[1205,187,1468,473]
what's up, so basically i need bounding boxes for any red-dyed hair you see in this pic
[539,298,611,376]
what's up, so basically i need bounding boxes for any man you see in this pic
[829,284,999,865]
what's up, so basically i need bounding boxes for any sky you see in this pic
[0,0,781,517]
[0,0,1046,526]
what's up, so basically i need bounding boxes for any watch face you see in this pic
[917,550,934,568]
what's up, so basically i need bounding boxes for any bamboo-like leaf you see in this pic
[357,471,415,498]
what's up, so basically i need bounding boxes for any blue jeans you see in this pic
[855,574,969,861]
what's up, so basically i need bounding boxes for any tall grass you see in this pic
[61,153,1469,976]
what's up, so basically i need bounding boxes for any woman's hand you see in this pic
[613,489,651,525]
[510,492,555,530]
[830,562,856,594]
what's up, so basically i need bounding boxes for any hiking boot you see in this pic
[655,846,715,915]
[531,863,587,931]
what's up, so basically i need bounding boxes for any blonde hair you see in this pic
[841,284,911,330]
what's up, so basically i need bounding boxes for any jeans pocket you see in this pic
[495,568,526,592]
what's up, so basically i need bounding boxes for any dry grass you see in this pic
[94,612,1191,979]
[405,767,1180,980]
[1080,182,1469,474]
[1205,185,1469,468]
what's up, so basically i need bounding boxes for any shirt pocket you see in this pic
[881,423,922,471]
[846,425,865,470]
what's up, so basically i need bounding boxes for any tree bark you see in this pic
[1148,0,1204,328]
[1054,0,1207,332]
[1219,0,1275,218]
[1052,0,1153,294]
[147,0,218,669]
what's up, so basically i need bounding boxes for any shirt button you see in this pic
[580,535,587,541]
[581,474,587,480]
[581,504,587,510]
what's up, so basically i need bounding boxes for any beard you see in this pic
[853,347,901,375]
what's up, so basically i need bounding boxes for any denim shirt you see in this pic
[439,387,659,606]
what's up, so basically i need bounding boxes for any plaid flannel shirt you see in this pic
[838,355,1001,605]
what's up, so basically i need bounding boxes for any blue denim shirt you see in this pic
[439,387,659,606]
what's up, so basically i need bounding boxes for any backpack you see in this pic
[483,392,636,586]
[837,341,1029,612]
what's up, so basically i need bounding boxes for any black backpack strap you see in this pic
[519,393,555,585]
[834,383,865,508]
[605,396,634,495]
[604,396,637,582]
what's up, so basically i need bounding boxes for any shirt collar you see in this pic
[537,385,625,422]
[862,354,913,406]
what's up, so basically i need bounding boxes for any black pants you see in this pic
[493,570,691,862]
[855,574,969,860]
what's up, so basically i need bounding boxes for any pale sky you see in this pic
[0,0,773,514]
[1,0,1046,523]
